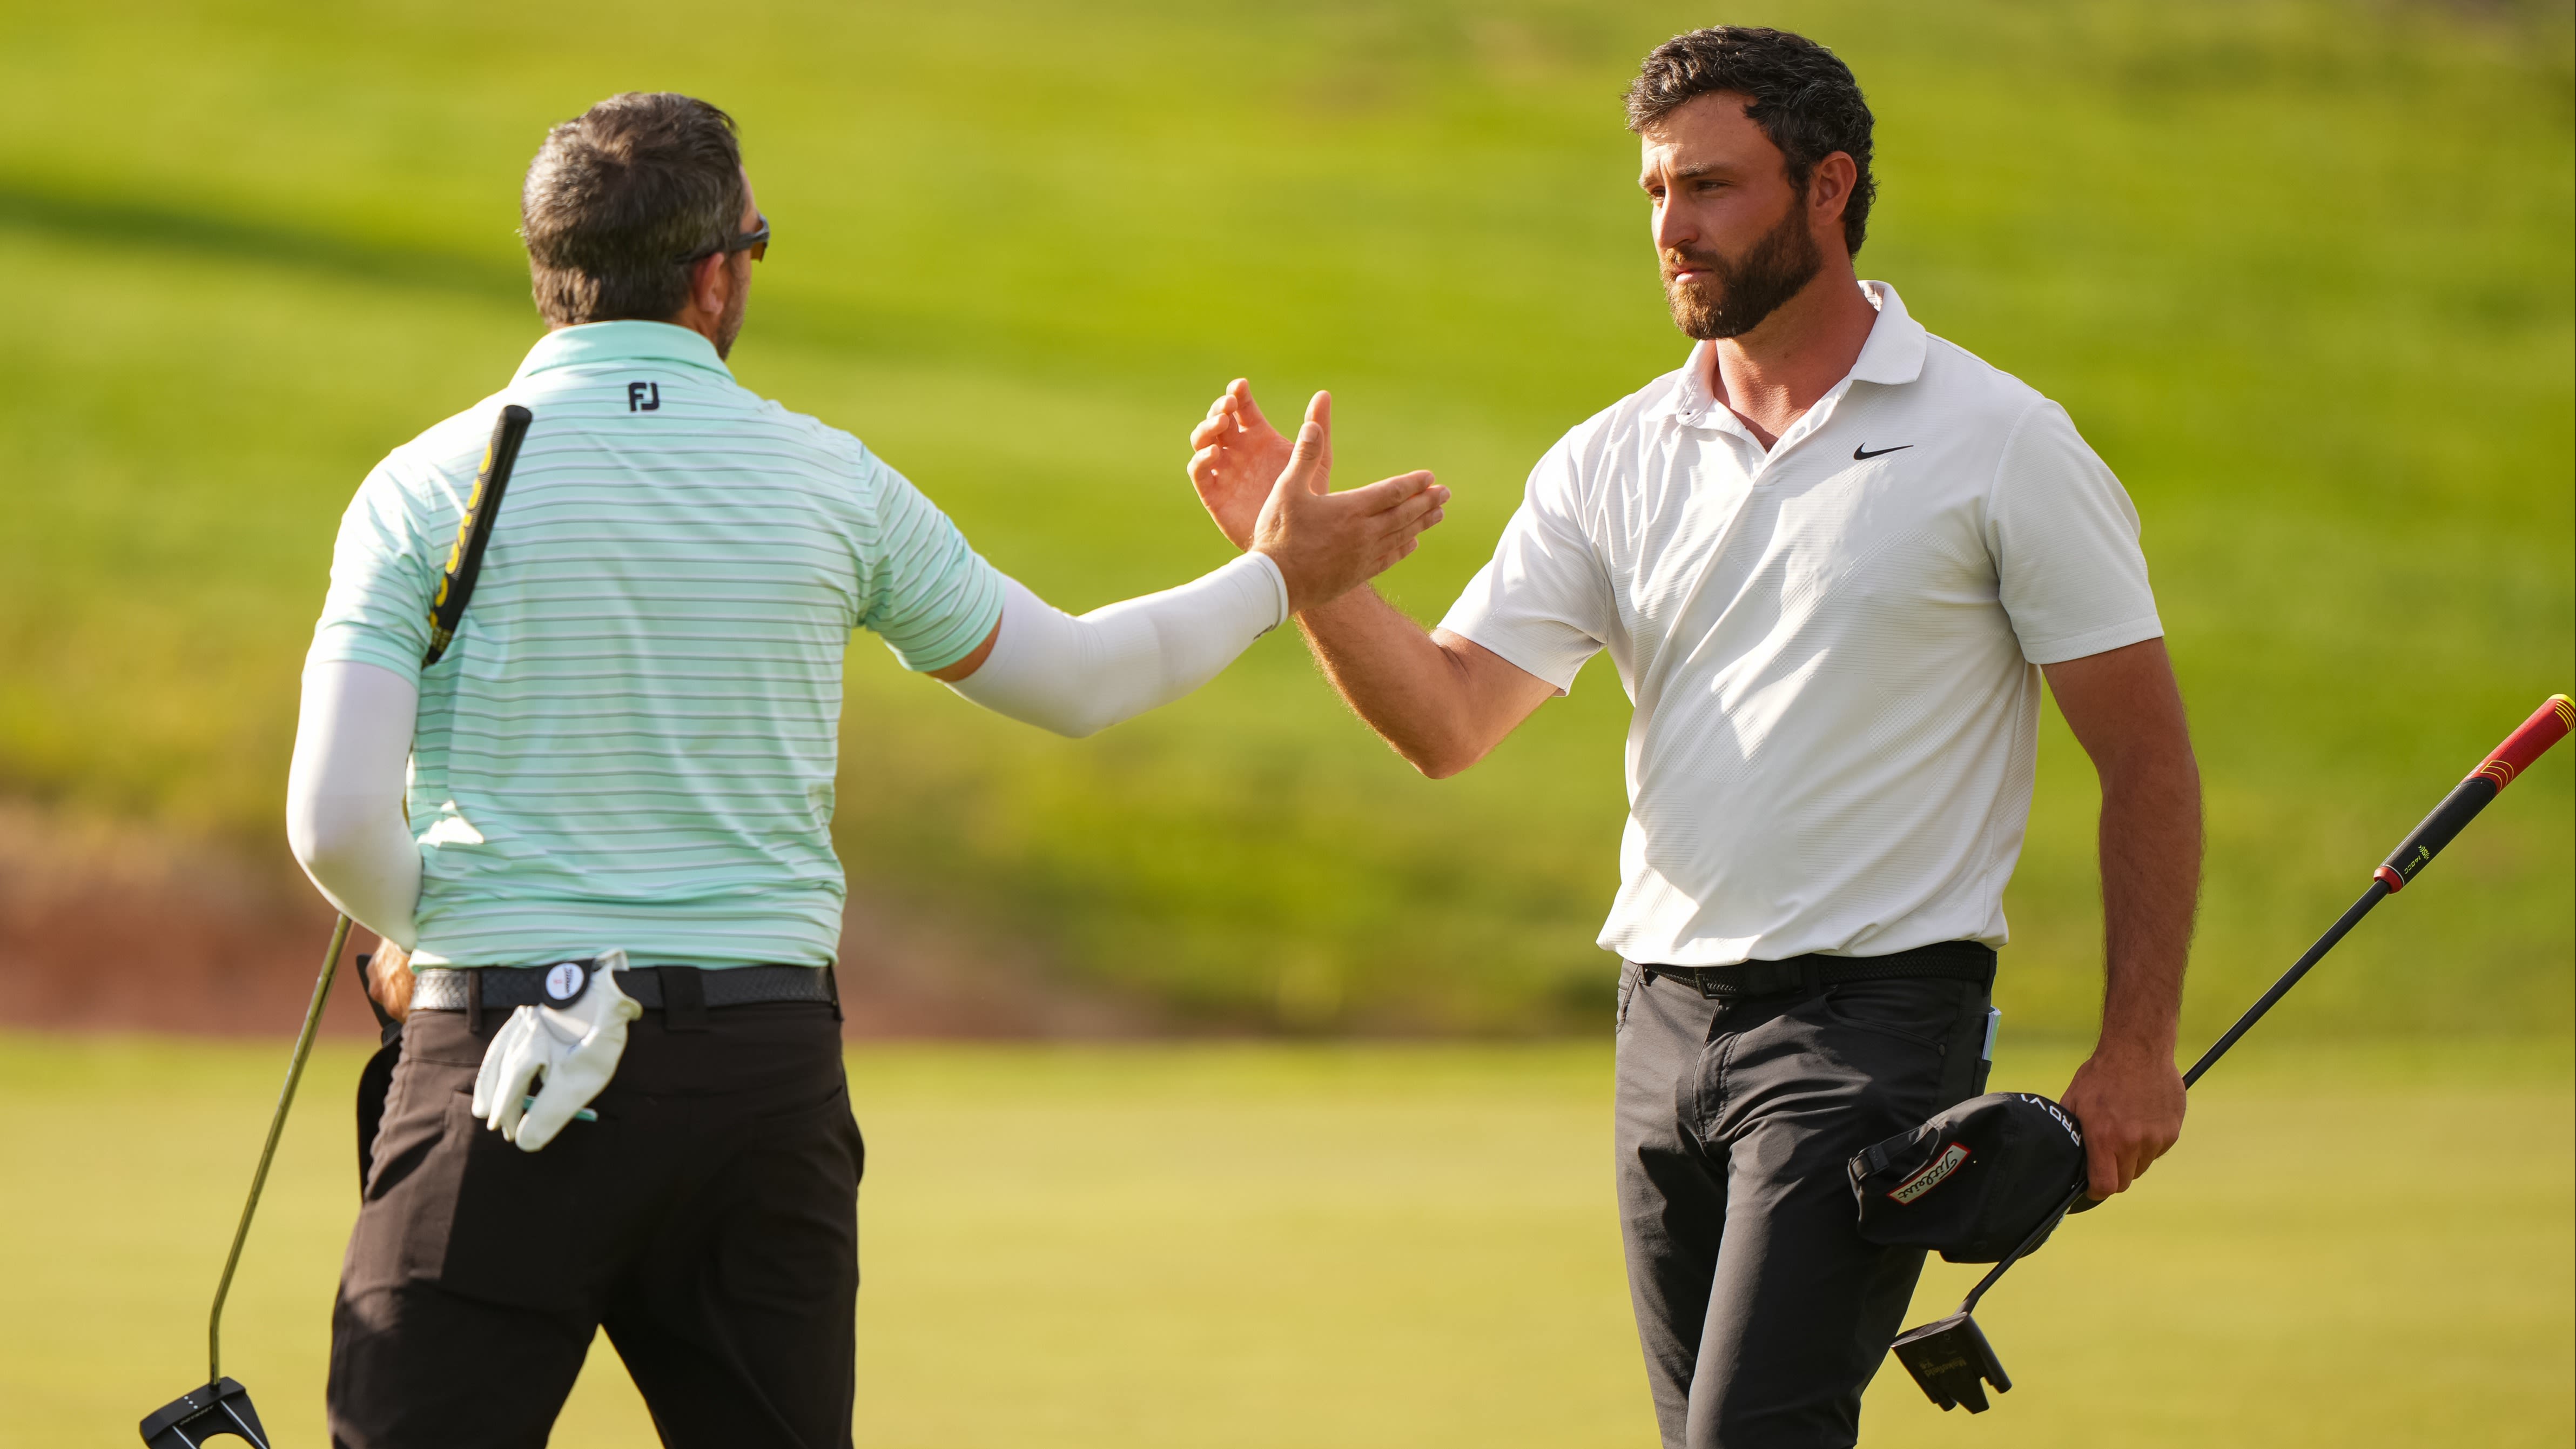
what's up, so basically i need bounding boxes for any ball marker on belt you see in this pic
[542,960,590,1005]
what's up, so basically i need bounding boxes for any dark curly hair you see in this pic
[1625,28,1876,256]
[521,92,746,327]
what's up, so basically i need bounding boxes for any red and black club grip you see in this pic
[422,404,533,668]
[2375,694,2575,893]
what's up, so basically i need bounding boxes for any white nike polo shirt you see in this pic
[1441,282,2162,967]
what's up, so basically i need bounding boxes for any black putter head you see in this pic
[139,1377,271,1448]
[1889,1312,2012,1413]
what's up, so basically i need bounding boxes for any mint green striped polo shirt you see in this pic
[307,321,1004,968]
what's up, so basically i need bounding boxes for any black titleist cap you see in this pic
[1848,1092,2090,1263]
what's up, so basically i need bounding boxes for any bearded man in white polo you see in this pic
[1187,27,2202,1448]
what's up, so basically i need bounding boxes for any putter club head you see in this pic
[139,1377,271,1448]
[1890,1312,2012,1413]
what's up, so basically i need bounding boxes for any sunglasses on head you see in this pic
[677,213,770,266]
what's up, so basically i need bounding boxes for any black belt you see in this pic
[413,963,837,1018]
[1633,941,1995,1001]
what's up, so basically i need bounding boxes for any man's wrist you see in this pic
[1293,580,1383,629]
[2087,1027,2178,1065]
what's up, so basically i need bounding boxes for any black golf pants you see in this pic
[328,1001,863,1449]
[1614,958,1992,1449]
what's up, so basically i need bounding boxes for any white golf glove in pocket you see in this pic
[471,949,643,1152]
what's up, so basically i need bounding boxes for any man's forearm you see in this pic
[2094,742,2202,1057]
[286,660,424,949]
[1297,587,1491,777]
[945,559,1288,737]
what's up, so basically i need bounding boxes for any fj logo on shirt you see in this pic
[1888,1141,1972,1204]
[628,381,661,412]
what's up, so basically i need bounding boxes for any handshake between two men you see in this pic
[1184,383,1444,612]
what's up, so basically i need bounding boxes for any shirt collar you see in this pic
[510,320,735,384]
[1647,278,1928,421]
[1848,280,1927,385]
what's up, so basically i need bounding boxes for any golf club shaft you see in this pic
[188,406,532,1394]
[2180,880,2386,1088]
[208,913,351,1384]
[2184,693,2570,1090]
[1959,693,2572,1313]
[1961,1183,2083,1314]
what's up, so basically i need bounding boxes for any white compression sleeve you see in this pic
[947,552,1290,738]
[285,659,423,948]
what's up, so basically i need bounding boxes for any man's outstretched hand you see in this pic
[1189,379,1295,549]
[1190,383,1446,613]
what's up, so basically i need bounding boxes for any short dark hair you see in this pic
[521,92,746,327]
[1625,28,1876,256]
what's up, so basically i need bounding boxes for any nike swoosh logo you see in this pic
[1853,444,1913,460]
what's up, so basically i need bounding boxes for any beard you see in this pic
[712,260,750,359]
[1661,198,1825,341]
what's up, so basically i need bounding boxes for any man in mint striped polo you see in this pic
[311,316,1004,972]
[286,92,1444,1448]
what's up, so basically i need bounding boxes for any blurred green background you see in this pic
[3,3,2570,1445]
[0,0,2567,1035]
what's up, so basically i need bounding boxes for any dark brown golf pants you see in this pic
[328,1001,862,1448]
[1615,958,1992,1449]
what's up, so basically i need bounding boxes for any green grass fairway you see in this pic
[4,1032,2565,1446]
[2,1,2569,1032]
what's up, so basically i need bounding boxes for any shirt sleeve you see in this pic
[305,460,438,680]
[858,459,1006,673]
[1436,435,1615,693]
[1986,399,2165,665]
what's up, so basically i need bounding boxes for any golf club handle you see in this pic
[421,403,533,668]
[2374,694,2573,893]
[208,914,351,1384]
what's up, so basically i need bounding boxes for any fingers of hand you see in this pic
[1341,471,1441,514]
[1279,428,1330,498]
[2087,1119,2176,1197]
[2086,1138,2120,1199]
[1388,481,1448,528]
[1294,392,1333,489]
[1231,379,1269,431]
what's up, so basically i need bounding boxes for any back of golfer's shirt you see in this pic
[307,321,1002,968]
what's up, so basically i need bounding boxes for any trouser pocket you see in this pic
[1818,976,1991,1108]
[346,1086,617,1313]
